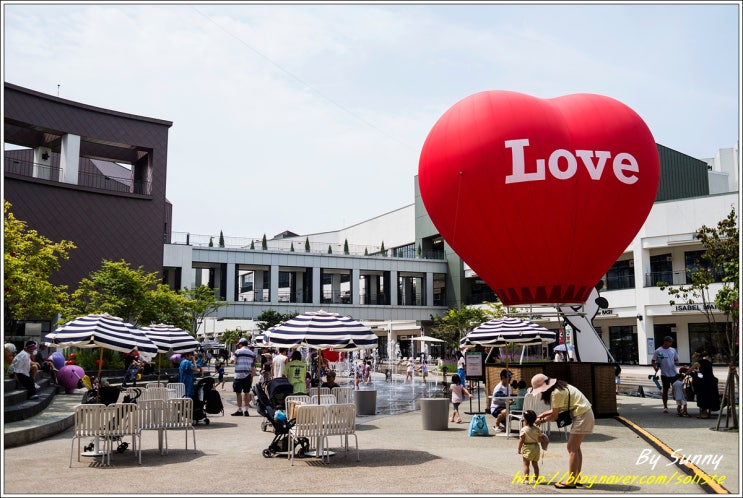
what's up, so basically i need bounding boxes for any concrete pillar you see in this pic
[226,263,236,302]
[60,134,80,185]
[313,267,321,305]
[390,270,398,306]
[270,265,279,303]
[332,273,341,303]
[254,270,264,302]
[33,147,53,180]
[352,268,360,305]
[426,272,434,307]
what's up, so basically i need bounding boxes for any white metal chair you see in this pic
[333,387,353,405]
[531,394,570,441]
[309,394,336,405]
[322,403,358,462]
[289,404,325,466]
[102,402,141,465]
[163,397,197,453]
[146,381,167,389]
[69,403,107,467]
[166,382,186,399]
[318,387,332,396]
[142,387,171,401]
[137,399,167,455]
[285,394,310,419]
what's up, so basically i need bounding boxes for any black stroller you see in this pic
[80,384,140,454]
[252,378,309,458]
[193,376,215,425]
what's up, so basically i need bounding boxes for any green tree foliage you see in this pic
[180,285,229,335]
[208,237,214,247]
[343,239,349,255]
[290,242,295,252]
[364,248,369,256]
[64,259,191,330]
[305,237,311,252]
[219,230,225,247]
[659,206,738,364]
[380,241,386,256]
[261,234,268,250]
[250,240,255,250]
[256,309,298,332]
[220,329,240,348]
[4,201,76,325]
[328,245,333,254]
[429,305,496,349]
[417,243,422,258]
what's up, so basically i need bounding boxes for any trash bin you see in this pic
[420,397,449,430]
[355,389,377,415]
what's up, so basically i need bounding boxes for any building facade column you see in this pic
[60,133,80,185]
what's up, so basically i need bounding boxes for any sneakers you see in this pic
[494,426,505,433]
[231,410,243,416]
[243,410,249,417]
[34,383,41,389]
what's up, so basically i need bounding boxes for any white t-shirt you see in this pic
[652,346,679,377]
[272,353,288,378]
[490,381,509,412]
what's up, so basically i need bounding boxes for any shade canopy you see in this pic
[410,335,445,343]
[140,324,199,354]
[460,317,556,348]
[47,313,158,355]
[264,310,378,352]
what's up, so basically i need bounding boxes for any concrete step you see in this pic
[3,383,60,423]
[3,388,85,448]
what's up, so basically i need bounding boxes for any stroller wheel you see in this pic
[117,442,128,453]
[296,447,306,458]
[262,449,273,458]
[84,443,94,452]
[204,418,210,425]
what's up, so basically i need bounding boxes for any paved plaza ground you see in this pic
[2,365,739,496]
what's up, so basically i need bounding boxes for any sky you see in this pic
[2,2,740,240]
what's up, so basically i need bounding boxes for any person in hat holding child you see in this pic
[530,373,594,489]
[10,341,41,399]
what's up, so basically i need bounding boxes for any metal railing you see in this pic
[4,155,151,196]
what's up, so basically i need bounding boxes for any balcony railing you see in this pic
[4,155,151,196]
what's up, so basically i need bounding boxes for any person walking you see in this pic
[671,372,690,417]
[651,336,680,413]
[272,348,288,380]
[530,373,594,489]
[178,351,202,398]
[448,373,471,424]
[214,361,226,390]
[231,338,256,416]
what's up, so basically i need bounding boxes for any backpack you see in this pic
[468,414,489,437]
[205,389,224,415]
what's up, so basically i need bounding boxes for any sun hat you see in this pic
[530,373,557,396]
[25,340,38,351]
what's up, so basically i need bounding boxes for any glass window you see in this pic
[609,326,638,364]
[606,260,635,290]
[689,322,730,364]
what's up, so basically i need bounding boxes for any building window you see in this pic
[605,260,635,290]
[609,326,638,364]
[689,322,730,364]
[684,250,725,284]
[646,254,674,287]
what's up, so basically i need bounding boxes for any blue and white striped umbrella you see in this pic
[47,313,158,355]
[460,317,556,348]
[264,310,378,352]
[140,324,199,354]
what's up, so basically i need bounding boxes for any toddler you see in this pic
[449,374,472,423]
[672,372,690,417]
[517,410,544,484]
[214,361,226,390]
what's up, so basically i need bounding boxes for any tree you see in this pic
[417,243,422,258]
[250,240,255,250]
[255,309,298,332]
[290,242,295,252]
[364,248,369,256]
[208,237,214,247]
[4,201,76,329]
[180,285,229,335]
[219,230,225,247]
[328,245,333,254]
[305,237,311,253]
[380,241,386,256]
[261,234,268,250]
[429,304,496,351]
[659,206,738,365]
[343,239,349,255]
[220,329,240,348]
[64,259,159,325]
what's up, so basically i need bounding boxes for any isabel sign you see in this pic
[674,303,718,312]
[419,90,660,306]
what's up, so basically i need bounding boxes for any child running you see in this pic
[449,374,472,423]
[214,361,226,390]
[517,410,544,484]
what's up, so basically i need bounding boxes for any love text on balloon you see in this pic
[504,138,639,185]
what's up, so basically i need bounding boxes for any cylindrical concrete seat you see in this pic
[420,397,449,430]
[354,389,377,415]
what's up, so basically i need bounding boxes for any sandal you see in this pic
[554,482,576,489]
[456,418,462,424]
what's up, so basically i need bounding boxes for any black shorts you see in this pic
[491,406,505,418]
[233,376,253,393]
[660,375,674,390]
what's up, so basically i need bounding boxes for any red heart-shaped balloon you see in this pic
[418,91,660,306]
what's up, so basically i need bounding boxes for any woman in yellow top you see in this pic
[530,373,594,489]
[284,351,308,394]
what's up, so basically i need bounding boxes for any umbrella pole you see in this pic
[157,353,161,386]
[316,351,321,404]
[96,348,104,403]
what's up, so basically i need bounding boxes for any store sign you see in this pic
[673,303,718,312]
[596,308,616,316]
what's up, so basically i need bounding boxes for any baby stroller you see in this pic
[257,378,294,432]
[193,376,215,425]
[252,379,309,458]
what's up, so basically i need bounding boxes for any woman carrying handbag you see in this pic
[530,373,595,489]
